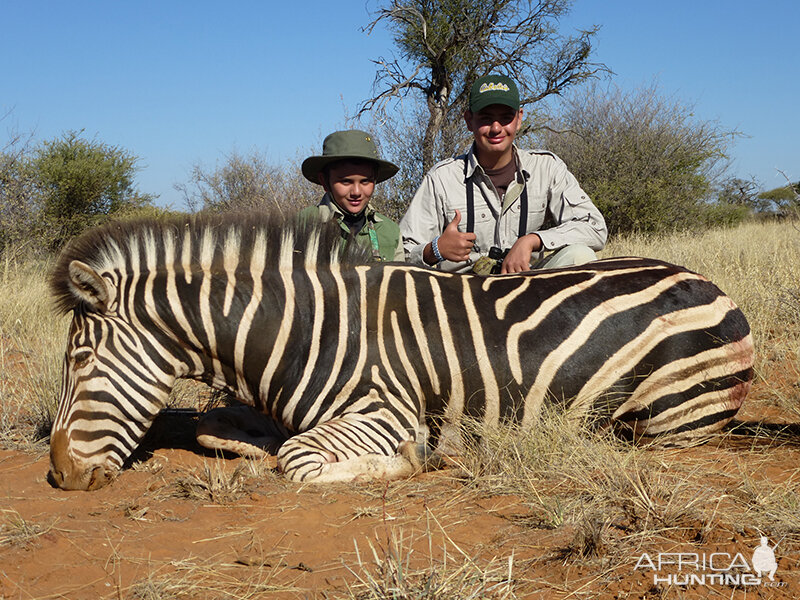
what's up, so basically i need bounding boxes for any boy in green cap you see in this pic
[300,129,404,262]
[400,74,607,274]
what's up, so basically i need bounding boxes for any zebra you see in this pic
[48,212,754,490]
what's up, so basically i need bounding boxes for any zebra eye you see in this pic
[71,349,94,369]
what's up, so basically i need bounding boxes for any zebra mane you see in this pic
[51,210,373,315]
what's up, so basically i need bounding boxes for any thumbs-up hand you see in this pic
[436,210,477,262]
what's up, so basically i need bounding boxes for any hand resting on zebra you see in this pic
[48,212,754,490]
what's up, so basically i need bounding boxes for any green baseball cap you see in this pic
[302,129,399,184]
[469,74,520,112]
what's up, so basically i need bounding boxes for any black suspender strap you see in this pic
[464,158,475,233]
[466,182,475,233]
[465,155,528,239]
[518,184,528,237]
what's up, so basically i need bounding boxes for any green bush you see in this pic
[33,131,155,249]
[759,181,800,216]
[1,129,157,256]
[531,83,738,234]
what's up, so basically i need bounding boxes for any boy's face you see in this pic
[320,161,376,215]
[465,104,523,162]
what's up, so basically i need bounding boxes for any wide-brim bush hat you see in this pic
[302,129,399,184]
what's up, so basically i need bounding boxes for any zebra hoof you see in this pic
[397,441,445,473]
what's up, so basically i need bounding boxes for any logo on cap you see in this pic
[479,82,510,94]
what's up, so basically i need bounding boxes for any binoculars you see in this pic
[472,246,509,275]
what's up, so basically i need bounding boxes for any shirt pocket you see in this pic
[445,207,493,232]
[562,190,592,209]
[508,194,546,234]
[560,189,601,227]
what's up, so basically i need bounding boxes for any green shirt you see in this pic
[300,194,405,262]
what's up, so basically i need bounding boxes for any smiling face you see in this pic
[464,104,524,169]
[319,160,377,215]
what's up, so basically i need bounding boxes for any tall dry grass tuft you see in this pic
[456,411,718,529]
[344,524,517,599]
[0,255,68,448]
[170,457,277,505]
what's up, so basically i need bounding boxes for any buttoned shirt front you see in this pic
[400,145,607,272]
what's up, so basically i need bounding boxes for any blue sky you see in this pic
[2,1,798,209]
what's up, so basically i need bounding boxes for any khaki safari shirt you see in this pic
[300,194,405,262]
[400,145,607,273]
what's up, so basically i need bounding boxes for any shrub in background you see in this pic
[33,131,155,249]
[0,127,44,260]
[176,148,317,215]
[530,83,739,234]
[758,180,800,217]
[2,129,158,256]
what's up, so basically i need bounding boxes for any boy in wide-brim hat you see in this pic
[300,129,404,262]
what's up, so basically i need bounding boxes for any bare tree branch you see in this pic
[357,59,426,116]
[360,0,610,177]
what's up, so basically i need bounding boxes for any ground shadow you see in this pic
[127,408,243,466]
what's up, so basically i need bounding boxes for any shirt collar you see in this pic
[319,193,379,222]
[464,144,526,182]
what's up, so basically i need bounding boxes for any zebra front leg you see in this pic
[277,411,430,483]
[196,404,287,458]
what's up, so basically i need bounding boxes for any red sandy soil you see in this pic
[1,382,799,599]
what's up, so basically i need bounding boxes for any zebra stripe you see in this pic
[48,213,754,490]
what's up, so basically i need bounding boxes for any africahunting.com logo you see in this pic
[634,537,786,588]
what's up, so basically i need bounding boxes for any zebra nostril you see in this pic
[86,465,113,490]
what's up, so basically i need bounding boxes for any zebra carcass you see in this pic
[48,213,753,490]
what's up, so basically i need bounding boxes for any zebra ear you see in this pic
[68,260,110,312]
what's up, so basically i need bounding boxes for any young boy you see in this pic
[301,129,404,262]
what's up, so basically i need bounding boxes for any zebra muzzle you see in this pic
[48,429,116,491]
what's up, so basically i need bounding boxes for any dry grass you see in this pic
[0,508,55,548]
[126,555,299,600]
[171,459,261,504]
[733,455,800,544]
[449,403,800,580]
[168,378,231,412]
[0,257,67,449]
[343,524,517,599]
[454,412,720,544]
